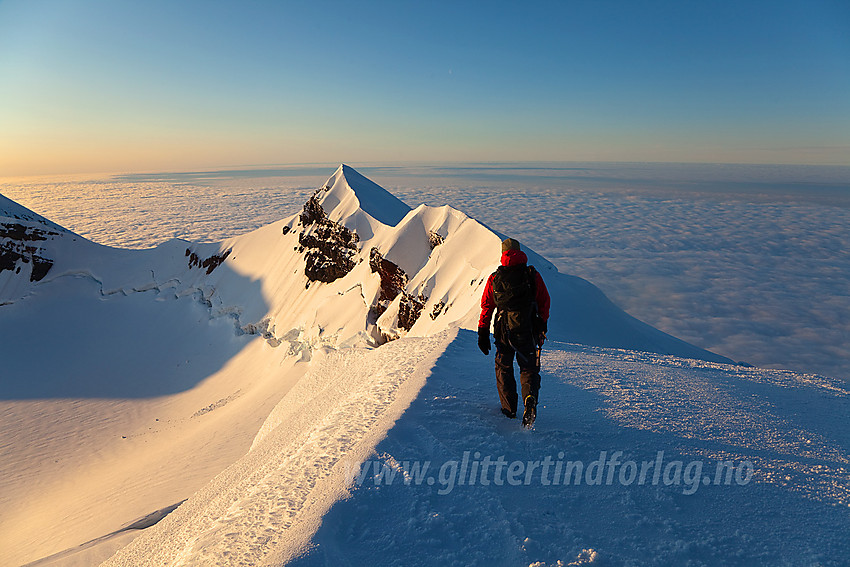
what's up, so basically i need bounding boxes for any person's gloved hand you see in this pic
[537,319,548,346]
[478,327,491,355]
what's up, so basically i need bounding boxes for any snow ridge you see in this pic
[102,330,455,566]
[322,164,411,227]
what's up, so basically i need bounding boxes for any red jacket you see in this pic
[479,249,550,330]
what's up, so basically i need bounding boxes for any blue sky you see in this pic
[1,0,848,175]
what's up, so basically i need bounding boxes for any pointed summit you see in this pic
[319,165,410,227]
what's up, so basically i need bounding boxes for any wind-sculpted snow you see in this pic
[1,166,437,347]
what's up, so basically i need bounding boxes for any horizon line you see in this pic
[4,159,850,184]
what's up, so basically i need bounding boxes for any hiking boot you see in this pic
[521,395,537,428]
[501,408,516,419]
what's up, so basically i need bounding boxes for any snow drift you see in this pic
[1,165,733,565]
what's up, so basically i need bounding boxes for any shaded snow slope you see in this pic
[293,335,850,566]
[1,165,732,565]
[0,296,300,565]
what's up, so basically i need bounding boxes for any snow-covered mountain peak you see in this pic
[318,164,411,228]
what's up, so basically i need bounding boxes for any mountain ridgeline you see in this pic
[0,165,729,362]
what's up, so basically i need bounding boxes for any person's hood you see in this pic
[500,249,528,267]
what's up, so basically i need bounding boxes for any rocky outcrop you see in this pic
[296,193,359,284]
[0,222,57,282]
[429,300,445,320]
[397,293,427,332]
[299,192,327,226]
[186,248,232,275]
[369,247,427,332]
[369,247,407,311]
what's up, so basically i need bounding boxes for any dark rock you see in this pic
[0,223,56,242]
[368,247,428,331]
[299,195,326,226]
[0,221,58,281]
[186,248,232,275]
[430,300,446,320]
[398,293,427,331]
[369,247,407,302]
[428,231,444,250]
[0,246,20,273]
[297,194,359,284]
[30,256,53,282]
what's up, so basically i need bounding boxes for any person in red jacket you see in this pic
[478,238,550,427]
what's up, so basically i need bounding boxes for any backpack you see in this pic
[492,264,537,338]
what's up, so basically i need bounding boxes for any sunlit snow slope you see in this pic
[1,165,735,566]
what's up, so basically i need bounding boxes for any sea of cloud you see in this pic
[2,163,849,380]
[0,170,320,248]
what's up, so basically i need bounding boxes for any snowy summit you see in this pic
[1,166,847,566]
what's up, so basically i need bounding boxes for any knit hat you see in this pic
[501,238,521,252]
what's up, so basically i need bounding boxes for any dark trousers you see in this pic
[495,338,541,414]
